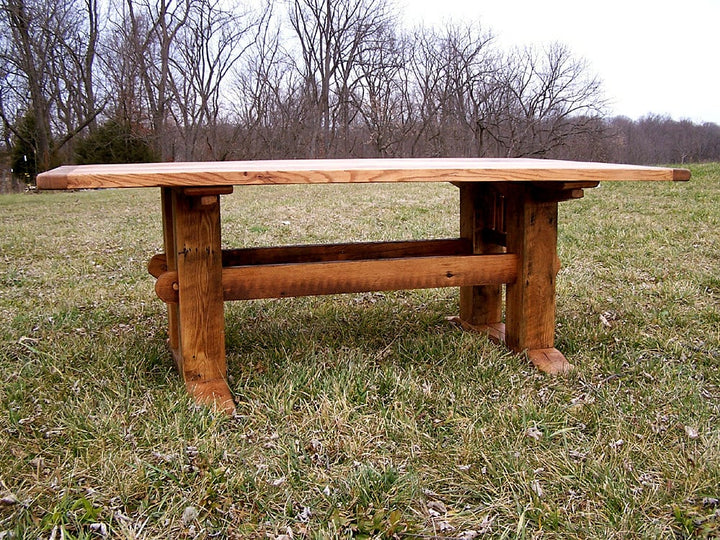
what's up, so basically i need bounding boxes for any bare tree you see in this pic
[404,24,499,157]
[233,13,305,158]
[50,0,103,141]
[168,0,260,160]
[495,43,606,157]
[352,23,413,156]
[0,0,102,174]
[117,0,193,160]
[405,27,446,156]
[435,23,498,157]
[0,28,17,153]
[605,115,720,164]
[9,0,715,170]
[288,0,392,157]
[0,0,52,170]
[100,6,148,128]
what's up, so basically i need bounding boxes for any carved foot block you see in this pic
[527,348,573,375]
[446,316,506,344]
[187,378,236,415]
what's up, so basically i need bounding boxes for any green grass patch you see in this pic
[1,165,719,538]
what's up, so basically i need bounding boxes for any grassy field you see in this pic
[1,163,718,539]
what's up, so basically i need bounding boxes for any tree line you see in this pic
[1,0,718,182]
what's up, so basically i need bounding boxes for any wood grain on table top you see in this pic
[37,158,691,190]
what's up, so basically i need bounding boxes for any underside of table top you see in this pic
[37,158,690,190]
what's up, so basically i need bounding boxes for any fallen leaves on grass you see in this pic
[530,480,544,498]
[426,499,447,517]
[0,494,20,506]
[526,426,543,441]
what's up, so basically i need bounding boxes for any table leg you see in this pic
[504,184,570,374]
[170,189,235,413]
[456,183,506,342]
[161,188,180,358]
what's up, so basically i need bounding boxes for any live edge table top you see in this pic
[36,158,690,189]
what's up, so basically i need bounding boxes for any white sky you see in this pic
[401,0,720,124]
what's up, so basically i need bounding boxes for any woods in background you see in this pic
[1,0,718,181]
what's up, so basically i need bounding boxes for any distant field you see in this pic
[1,163,718,538]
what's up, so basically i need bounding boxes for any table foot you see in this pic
[448,317,572,375]
[526,348,573,375]
[170,347,236,413]
[186,378,236,414]
[446,316,505,344]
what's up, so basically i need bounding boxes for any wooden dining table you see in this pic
[37,158,690,414]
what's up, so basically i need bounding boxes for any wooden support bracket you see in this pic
[182,186,234,197]
[532,188,586,202]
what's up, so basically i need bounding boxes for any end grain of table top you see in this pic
[36,158,691,190]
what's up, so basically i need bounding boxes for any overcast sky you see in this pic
[401,0,720,124]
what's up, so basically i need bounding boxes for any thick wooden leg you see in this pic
[455,183,506,343]
[171,189,235,413]
[504,184,570,374]
[160,188,180,359]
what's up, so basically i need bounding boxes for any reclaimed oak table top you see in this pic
[37,157,690,188]
[37,158,690,413]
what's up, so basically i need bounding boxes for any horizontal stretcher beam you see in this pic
[155,253,518,303]
[148,238,473,277]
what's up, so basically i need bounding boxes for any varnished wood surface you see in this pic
[154,254,519,303]
[37,158,690,189]
[172,192,234,412]
[459,183,505,328]
[148,238,473,277]
[505,185,560,352]
[160,188,180,354]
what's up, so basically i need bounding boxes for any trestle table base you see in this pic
[155,181,590,412]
